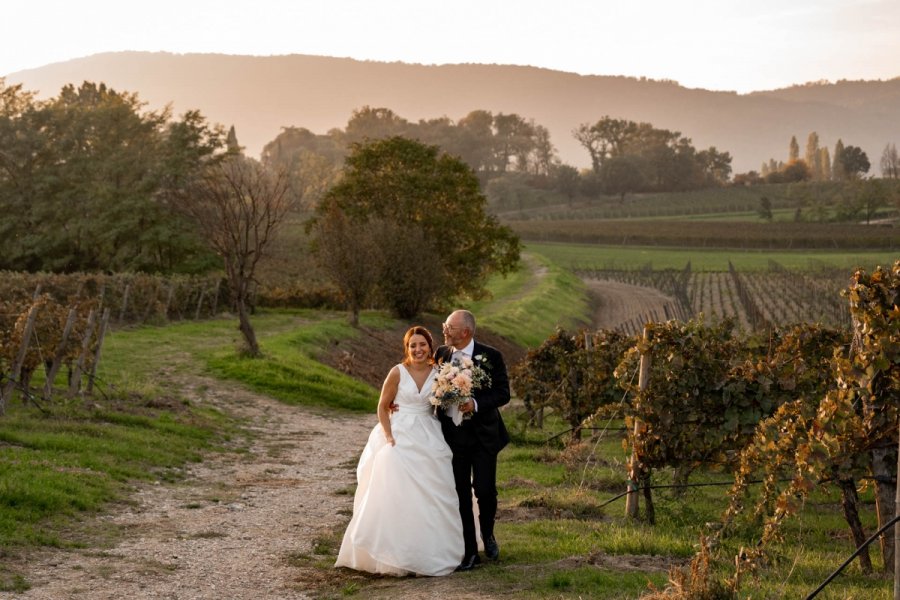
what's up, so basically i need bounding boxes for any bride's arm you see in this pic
[377,366,401,446]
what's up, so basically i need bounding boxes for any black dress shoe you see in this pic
[455,553,481,571]
[484,535,500,560]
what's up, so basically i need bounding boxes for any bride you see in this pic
[335,326,464,576]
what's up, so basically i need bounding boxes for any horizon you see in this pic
[9,49,899,96]
[4,0,900,94]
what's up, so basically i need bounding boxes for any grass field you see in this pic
[526,241,899,272]
[462,253,592,347]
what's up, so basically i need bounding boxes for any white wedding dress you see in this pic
[335,364,464,576]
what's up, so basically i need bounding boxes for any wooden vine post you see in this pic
[69,309,96,396]
[42,307,79,401]
[0,303,40,414]
[210,280,221,315]
[118,283,131,324]
[86,308,111,394]
[194,289,205,320]
[626,325,651,519]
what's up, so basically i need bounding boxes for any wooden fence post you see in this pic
[42,307,78,402]
[194,289,205,320]
[118,283,130,324]
[210,280,221,315]
[626,325,651,519]
[69,309,96,397]
[0,303,40,414]
[86,308,110,394]
[163,284,175,320]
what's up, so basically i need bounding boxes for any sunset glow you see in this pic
[5,0,899,93]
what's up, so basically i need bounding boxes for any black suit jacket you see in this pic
[435,341,511,455]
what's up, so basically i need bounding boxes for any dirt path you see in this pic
[11,374,512,600]
[14,376,374,600]
[584,279,678,331]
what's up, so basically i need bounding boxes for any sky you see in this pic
[3,0,899,93]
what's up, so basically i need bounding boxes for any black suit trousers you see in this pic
[451,437,498,557]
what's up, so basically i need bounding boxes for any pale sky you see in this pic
[3,0,899,93]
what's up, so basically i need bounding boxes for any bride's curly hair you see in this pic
[402,326,435,365]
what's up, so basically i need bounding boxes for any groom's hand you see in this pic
[389,402,399,413]
[459,399,475,414]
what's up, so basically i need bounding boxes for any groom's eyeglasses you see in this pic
[442,322,459,332]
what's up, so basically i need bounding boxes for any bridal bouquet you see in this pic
[430,355,491,424]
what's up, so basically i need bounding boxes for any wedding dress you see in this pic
[335,364,464,576]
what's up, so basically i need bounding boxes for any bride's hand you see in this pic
[385,434,396,446]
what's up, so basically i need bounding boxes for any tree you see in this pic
[857,178,887,224]
[696,146,733,185]
[310,205,381,326]
[0,81,222,273]
[804,132,820,179]
[493,112,535,173]
[770,160,811,184]
[733,171,761,186]
[839,145,870,179]
[880,143,899,179]
[313,136,520,319]
[573,116,634,174]
[531,124,556,176]
[789,135,800,162]
[260,126,342,210]
[343,106,409,145]
[179,155,294,356]
[833,139,846,181]
[600,155,644,201]
[552,163,580,204]
[455,110,496,173]
[757,196,773,221]
[818,146,832,181]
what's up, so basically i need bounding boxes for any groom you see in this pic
[436,309,511,571]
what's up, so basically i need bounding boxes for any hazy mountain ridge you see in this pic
[7,51,900,174]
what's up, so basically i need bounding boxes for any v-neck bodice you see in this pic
[395,364,436,413]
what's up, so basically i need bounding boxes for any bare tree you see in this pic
[880,142,899,179]
[310,205,382,326]
[179,155,293,356]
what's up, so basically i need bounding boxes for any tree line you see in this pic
[263,107,736,209]
[0,80,224,273]
[746,132,900,185]
[0,80,522,352]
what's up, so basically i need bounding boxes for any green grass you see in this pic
[463,252,592,347]
[526,241,899,272]
[0,399,222,548]
[205,313,391,412]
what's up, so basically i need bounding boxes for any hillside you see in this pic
[7,51,900,173]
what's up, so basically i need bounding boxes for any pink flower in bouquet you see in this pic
[429,356,491,423]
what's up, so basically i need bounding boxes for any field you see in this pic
[524,241,898,272]
[522,241,897,334]
[1,180,898,598]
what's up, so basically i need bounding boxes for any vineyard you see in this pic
[511,261,900,597]
[510,219,899,250]
[496,185,794,221]
[0,272,227,413]
[577,259,853,333]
